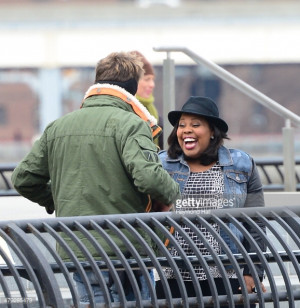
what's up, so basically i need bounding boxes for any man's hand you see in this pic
[243,275,266,293]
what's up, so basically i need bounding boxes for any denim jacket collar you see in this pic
[218,145,233,166]
[165,145,233,167]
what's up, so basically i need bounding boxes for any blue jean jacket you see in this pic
[158,145,265,278]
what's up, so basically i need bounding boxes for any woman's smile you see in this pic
[183,137,197,150]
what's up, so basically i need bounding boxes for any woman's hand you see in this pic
[243,275,266,293]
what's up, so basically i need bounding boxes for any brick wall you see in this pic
[0,83,38,142]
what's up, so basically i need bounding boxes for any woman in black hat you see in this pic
[156,96,266,307]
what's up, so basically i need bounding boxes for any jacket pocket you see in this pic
[135,137,159,163]
[226,172,247,183]
[225,171,248,200]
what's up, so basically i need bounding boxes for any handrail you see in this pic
[153,46,300,126]
[1,158,300,196]
[255,157,300,191]
[0,163,18,196]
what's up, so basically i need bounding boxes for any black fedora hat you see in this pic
[168,96,228,133]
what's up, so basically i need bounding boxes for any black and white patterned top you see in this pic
[165,162,237,281]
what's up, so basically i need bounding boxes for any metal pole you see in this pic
[162,52,175,150]
[39,68,62,133]
[283,119,296,191]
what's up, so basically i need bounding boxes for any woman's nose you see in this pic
[183,126,192,133]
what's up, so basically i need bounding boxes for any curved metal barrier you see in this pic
[255,158,300,191]
[0,206,300,307]
[0,164,18,197]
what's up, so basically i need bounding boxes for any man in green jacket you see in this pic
[11,51,180,306]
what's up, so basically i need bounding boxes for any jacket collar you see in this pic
[165,145,233,166]
[164,152,188,166]
[82,83,158,126]
[218,145,233,166]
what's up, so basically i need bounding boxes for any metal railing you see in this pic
[0,163,18,197]
[3,158,300,197]
[0,207,300,307]
[153,46,300,192]
[255,157,300,191]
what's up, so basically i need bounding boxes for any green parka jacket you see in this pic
[11,84,180,260]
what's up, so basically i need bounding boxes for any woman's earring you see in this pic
[211,136,214,140]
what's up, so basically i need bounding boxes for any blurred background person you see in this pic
[131,50,163,148]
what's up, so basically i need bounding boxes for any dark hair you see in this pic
[167,121,229,165]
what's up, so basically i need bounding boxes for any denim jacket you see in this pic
[159,145,265,278]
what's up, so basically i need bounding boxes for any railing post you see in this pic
[283,119,296,191]
[162,52,175,150]
[39,68,62,132]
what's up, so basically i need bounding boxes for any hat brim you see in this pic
[168,111,228,133]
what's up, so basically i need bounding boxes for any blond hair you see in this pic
[95,51,144,83]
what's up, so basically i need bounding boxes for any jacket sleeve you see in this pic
[11,133,54,214]
[244,158,265,208]
[120,119,180,205]
[243,158,266,279]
